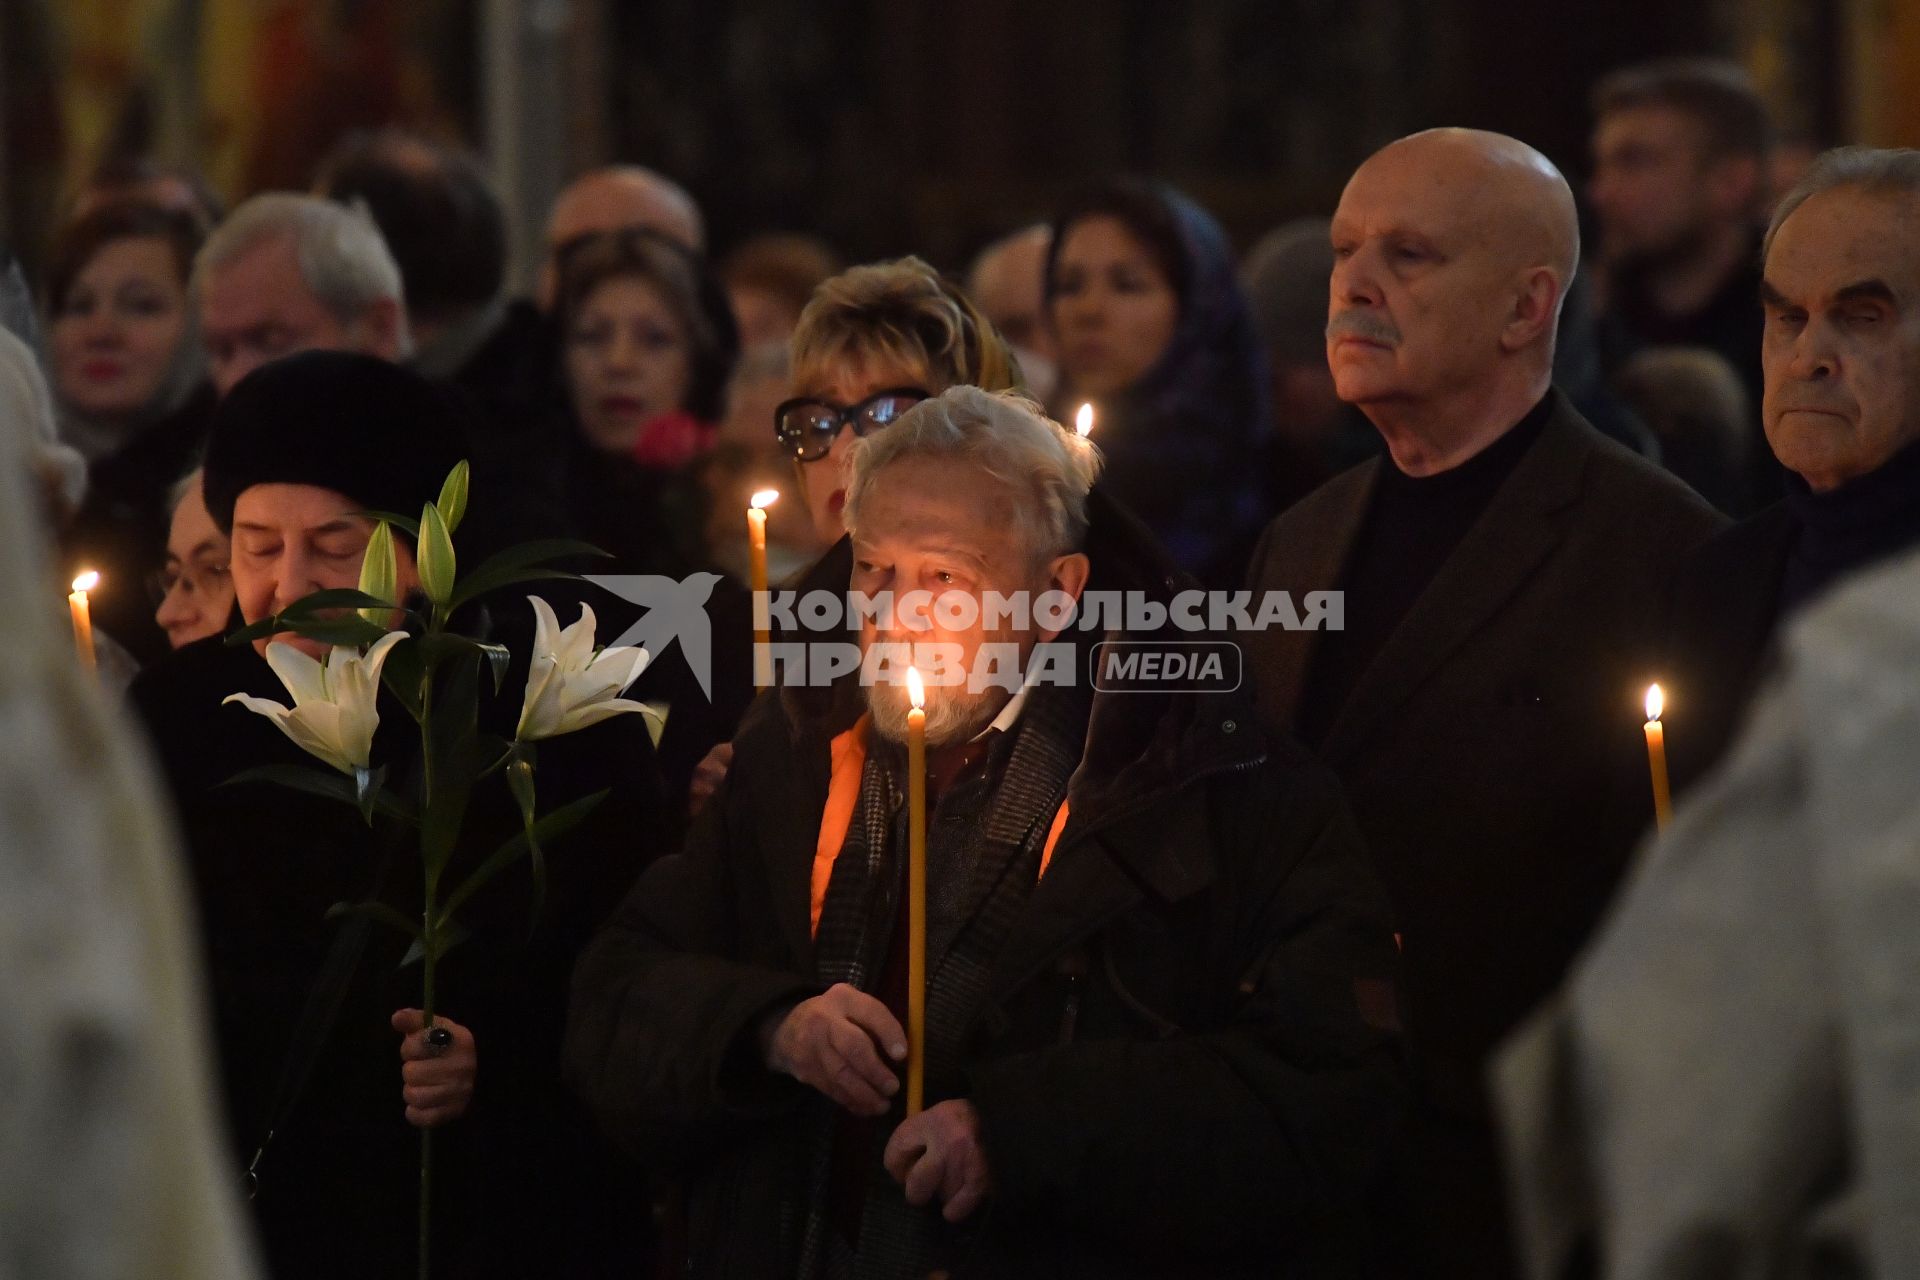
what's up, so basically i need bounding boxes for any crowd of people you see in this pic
[6,50,1918,1279]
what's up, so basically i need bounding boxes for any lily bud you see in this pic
[418,501,456,606]
[357,520,398,626]
[436,460,471,535]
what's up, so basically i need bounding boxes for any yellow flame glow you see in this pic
[750,488,780,510]
[1645,683,1664,722]
[1075,403,1094,437]
[71,571,99,593]
[906,665,926,710]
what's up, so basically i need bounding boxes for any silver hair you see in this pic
[1765,146,1920,263]
[844,385,1104,565]
[192,193,411,353]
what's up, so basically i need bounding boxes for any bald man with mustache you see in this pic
[1243,129,1724,1275]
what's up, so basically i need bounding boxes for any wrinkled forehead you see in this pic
[1767,188,1920,302]
[1333,148,1495,251]
[851,459,1025,563]
[230,482,371,533]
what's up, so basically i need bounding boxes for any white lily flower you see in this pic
[223,632,406,774]
[516,596,658,741]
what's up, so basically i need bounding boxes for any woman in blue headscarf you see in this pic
[1044,178,1271,583]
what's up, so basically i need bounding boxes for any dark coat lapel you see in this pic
[1257,463,1379,732]
[1319,401,1592,767]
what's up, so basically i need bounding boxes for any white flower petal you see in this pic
[554,696,655,736]
[265,641,328,708]
[223,692,292,725]
[283,704,355,774]
[516,655,564,740]
[587,644,651,696]
[528,595,561,660]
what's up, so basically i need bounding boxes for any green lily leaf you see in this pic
[401,918,471,968]
[436,461,471,536]
[447,539,610,612]
[221,763,414,822]
[353,511,422,538]
[420,649,483,886]
[438,788,608,930]
[326,898,423,943]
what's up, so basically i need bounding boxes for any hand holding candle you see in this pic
[747,489,778,689]
[905,665,927,1116]
[1644,683,1672,830]
[69,571,99,674]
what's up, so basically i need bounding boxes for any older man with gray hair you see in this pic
[566,385,1405,1276]
[1662,146,1920,794]
[195,193,410,396]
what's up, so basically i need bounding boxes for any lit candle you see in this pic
[748,489,778,689]
[1644,683,1672,830]
[904,664,927,1116]
[69,571,99,674]
[1075,402,1094,438]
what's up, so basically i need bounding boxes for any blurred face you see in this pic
[153,472,232,648]
[50,236,189,421]
[729,285,802,350]
[1326,150,1515,411]
[1760,187,1920,493]
[792,355,936,544]
[540,173,702,308]
[851,456,1087,746]
[200,235,396,397]
[230,484,419,659]
[563,276,695,453]
[1589,106,1730,268]
[1048,216,1179,397]
[971,230,1055,360]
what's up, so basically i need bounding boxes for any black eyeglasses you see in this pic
[774,387,929,462]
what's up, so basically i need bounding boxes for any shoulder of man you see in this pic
[1244,456,1379,588]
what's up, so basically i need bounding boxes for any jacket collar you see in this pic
[1268,389,1597,765]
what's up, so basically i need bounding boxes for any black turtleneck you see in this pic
[1298,393,1554,748]
[1781,438,1920,614]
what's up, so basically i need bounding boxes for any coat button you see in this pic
[1222,719,1237,734]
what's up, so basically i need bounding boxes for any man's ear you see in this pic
[1500,268,1562,353]
[1035,551,1091,643]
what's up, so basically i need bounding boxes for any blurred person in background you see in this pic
[1614,346,1753,516]
[151,468,233,650]
[47,198,212,664]
[539,165,705,309]
[967,222,1058,401]
[1589,56,1776,507]
[719,231,842,351]
[194,193,410,397]
[70,153,227,228]
[1241,216,1380,515]
[551,225,745,803]
[1044,177,1270,582]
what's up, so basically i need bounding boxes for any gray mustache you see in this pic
[1326,312,1401,346]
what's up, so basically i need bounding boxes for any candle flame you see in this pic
[1645,683,1664,722]
[71,571,99,593]
[905,665,925,710]
[749,488,780,510]
[1075,403,1094,437]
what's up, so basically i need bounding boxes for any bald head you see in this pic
[1328,129,1579,470]
[540,165,704,308]
[1372,129,1579,286]
[967,225,1054,357]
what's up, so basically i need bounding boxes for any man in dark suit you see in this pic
[1663,148,1920,793]
[1243,127,1725,1276]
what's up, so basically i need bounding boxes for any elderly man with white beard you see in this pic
[565,385,1407,1278]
